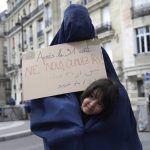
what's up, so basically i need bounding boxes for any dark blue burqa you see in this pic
[30,4,142,150]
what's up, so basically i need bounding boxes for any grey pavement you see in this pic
[0,120,150,150]
[138,132,150,150]
[0,120,32,142]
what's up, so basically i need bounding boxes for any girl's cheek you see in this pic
[82,101,87,108]
[82,99,90,107]
[83,107,90,114]
[95,106,102,113]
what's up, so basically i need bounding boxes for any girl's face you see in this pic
[81,92,103,115]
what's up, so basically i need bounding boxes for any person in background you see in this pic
[148,91,150,110]
[0,108,2,116]
[7,98,16,106]
[30,4,142,150]
[24,101,31,119]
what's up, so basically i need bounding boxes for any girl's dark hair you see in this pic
[80,78,119,119]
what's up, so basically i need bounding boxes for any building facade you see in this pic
[0,10,10,106]
[2,0,150,106]
[0,21,6,105]
[4,0,57,104]
[121,0,150,105]
[82,0,150,109]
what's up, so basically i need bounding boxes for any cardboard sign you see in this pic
[22,39,107,101]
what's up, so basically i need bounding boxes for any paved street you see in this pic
[0,121,29,136]
[139,132,150,150]
[0,132,149,150]
[0,120,149,150]
[0,120,31,142]
[0,135,44,150]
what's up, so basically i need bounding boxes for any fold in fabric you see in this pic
[30,4,142,150]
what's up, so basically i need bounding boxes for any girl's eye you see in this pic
[98,102,103,107]
[90,94,95,99]
[90,95,94,98]
[98,103,102,106]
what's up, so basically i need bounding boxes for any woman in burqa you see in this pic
[30,4,142,150]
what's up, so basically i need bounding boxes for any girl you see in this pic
[81,78,119,120]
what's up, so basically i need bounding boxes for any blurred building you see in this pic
[63,0,150,110]
[52,0,150,110]
[0,10,10,106]
[4,0,58,104]
[2,0,150,106]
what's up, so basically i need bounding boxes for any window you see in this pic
[6,81,11,90]
[38,18,44,32]
[132,0,150,18]
[45,4,51,19]
[23,8,26,16]
[37,19,44,37]
[136,26,150,53]
[39,43,45,48]
[83,0,93,5]
[29,3,32,14]
[21,92,23,101]
[12,37,15,49]
[45,4,52,27]
[12,2,14,8]
[37,0,43,6]
[132,0,149,8]
[47,31,52,46]
[20,83,22,89]
[23,29,27,44]
[103,41,112,61]
[11,19,14,27]
[29,26,33,38]
[137,80,145,97]
[14,84,16,90]
[66,0,72,5]
[29,25,33,43]
[18,32,21,48]
[15,93,17,100]
[101,5,110,26]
